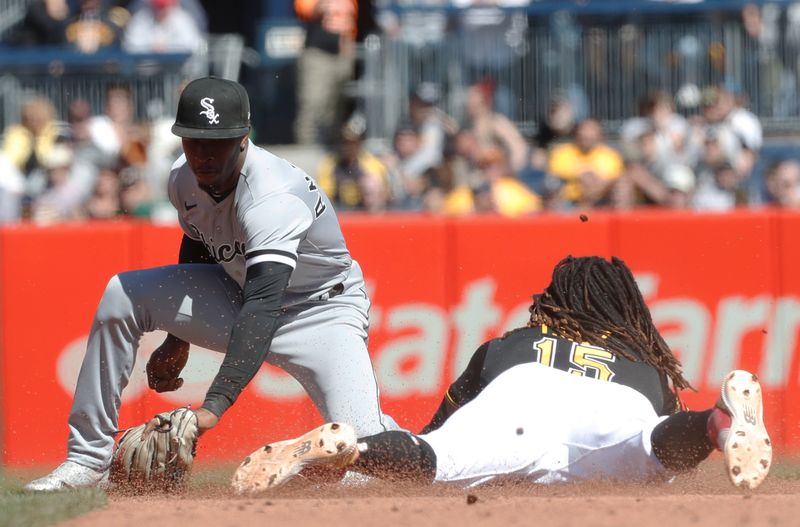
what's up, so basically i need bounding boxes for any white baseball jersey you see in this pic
[168,140,352,306]
[421,363,668,487]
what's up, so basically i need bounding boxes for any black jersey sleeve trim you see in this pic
[245,249,298,269]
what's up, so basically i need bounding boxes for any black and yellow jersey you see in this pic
[421,325,680,434]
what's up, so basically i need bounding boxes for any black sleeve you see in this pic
[420,342,490,434]
[179,234,215,264]
[201,261,292,418]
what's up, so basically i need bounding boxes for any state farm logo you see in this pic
[56,275,800,400]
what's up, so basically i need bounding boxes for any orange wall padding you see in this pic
[1,210,798,466]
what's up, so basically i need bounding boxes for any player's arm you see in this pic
[196,191,313,425]
[200,259,292,419]
[420,342,490,434]
[147,234,216,392]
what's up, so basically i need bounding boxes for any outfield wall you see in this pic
[1,210,798,466]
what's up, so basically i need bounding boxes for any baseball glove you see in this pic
[110,407,199,491]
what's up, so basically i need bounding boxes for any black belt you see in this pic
[316,282,344,301]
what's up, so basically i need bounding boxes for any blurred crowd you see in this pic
[0,0,207,223]
[1,0,800,222]
[0,84,182,223]
[1,78,799,225]
[313,80,800,216]
[6,0,207,56]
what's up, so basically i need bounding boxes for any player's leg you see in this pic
[649,410,715,471]
[26,264,240,491]
[420,362,669,486]
[232,423,436,494]
[232,369,773,492]
[650,370,771,488]
[68,264,240,465]
[267,262,398,437]
[233,362,666,492]
[351,430,438,482]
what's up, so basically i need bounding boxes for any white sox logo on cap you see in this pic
[173,77,250,138]
[199,97,220,125]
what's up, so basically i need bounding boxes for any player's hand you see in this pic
[195,407,219,436]
[143,407,216,437]
[146,334,190,393]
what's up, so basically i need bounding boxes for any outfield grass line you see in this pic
[0,475,106,527]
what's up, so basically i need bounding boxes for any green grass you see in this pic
[769,461,800,480]
[0,472,106,527]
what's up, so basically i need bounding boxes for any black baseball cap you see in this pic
[172,76,251,139]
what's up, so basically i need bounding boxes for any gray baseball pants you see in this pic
[66,261,397,471]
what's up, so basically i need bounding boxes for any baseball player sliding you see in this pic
[26,76,397,491]
[233,256,772,492]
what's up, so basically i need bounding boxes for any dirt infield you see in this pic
[58,458,800,527]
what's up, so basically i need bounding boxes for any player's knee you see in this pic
[95,274,134,322]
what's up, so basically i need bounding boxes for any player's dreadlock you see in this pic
[527,255,691,390]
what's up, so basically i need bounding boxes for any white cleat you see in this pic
[718,370,772,489]
[231,422,358,495]
[25,461,109,492]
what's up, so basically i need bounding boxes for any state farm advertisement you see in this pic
[1,210,798,466]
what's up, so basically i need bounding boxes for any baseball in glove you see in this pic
[110,406,199,491]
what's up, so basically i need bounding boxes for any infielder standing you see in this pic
[27,76,397,491]
[232,256,772,492]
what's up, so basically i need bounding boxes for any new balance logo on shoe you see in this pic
[232,423,358,494]
[293,440,312,457]
[744,406,757,425]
